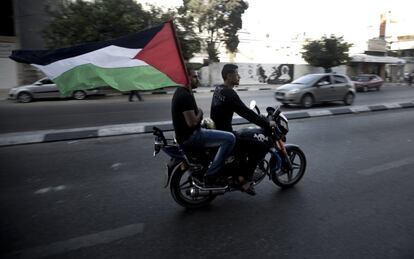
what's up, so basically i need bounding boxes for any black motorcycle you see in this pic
[153,101,307,209]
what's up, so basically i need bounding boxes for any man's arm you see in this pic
[229,91,271,130]
[183,108,203,128]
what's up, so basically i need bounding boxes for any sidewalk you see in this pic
[0,99,413,147]
[0,84,281,100]
[3,82,411,100]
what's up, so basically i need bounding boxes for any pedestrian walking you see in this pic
[129,90,143,102]
[409,72,414,86]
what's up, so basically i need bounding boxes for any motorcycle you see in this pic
[153,101,307,209]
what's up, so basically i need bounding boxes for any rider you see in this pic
[210,64,277,195]
[171,68,235,187]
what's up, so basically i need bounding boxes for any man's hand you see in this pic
[198,108,204,121]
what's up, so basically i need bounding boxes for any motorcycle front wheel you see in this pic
[170,169,216,209]
[272,145,306,188]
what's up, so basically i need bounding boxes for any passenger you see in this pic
[171,68,235,187]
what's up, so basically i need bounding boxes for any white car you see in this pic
[8,77,103,103]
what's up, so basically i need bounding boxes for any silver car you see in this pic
[274,73,356,108]
[8,77,101,103]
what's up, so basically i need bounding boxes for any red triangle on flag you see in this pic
[134,21,188,86]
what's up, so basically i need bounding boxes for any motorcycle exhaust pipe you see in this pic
[189,187,226,197]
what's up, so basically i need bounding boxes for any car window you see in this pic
[333,75,347,83]
[316,76,331,86]
[353,76,369,82]
[40,78,54,84]
[292,74,320,84]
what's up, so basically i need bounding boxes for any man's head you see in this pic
[187,68,199,89]
[221,64,240,87]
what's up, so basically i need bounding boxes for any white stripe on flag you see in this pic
[33,45,149,79]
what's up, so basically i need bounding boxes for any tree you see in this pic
[185,0,248,62]
[44,0,151,47]
[43,0,201,61]
[173,2,202,61]
[302,35,353,72]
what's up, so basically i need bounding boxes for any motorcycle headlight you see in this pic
[277,114,289,135]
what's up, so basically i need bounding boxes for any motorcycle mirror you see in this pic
[249,100,257,110]
[266,107,275,114]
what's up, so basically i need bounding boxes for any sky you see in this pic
[139,0,414,63]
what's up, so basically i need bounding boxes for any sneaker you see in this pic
[240,181,256,196]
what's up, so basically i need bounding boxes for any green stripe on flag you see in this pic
[54,63,180,96]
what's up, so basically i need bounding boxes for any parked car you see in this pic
[274,73,356,108]
[351,74,384,92]
[8,77,103,103]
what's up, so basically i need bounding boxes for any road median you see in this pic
[0,100,413,147]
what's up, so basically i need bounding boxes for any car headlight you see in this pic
[288,89,300,94]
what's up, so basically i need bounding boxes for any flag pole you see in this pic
[168,19,190,87]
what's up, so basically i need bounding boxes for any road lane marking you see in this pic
[11,223,144,259]
[357,157,414,176]
[34,185,68,194]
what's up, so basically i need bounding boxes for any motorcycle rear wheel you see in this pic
[272,146,306,188]
[170,169,216,209]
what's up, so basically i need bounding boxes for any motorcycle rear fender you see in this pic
[164,159,186,188]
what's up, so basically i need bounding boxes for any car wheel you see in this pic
[301,94,314,108]
[73,90,86,100]
[344,92,355,105]
[17,92,33,103]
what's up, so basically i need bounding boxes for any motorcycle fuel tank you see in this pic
[235,127,273,147]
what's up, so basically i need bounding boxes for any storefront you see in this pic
[348,54,406,82]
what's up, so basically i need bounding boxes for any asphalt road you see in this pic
[1,84,414,133]
[1,108,413,258]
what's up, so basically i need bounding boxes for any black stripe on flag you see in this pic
[10,24,164,66]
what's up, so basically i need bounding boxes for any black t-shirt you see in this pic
[210,85,270,132]
[171,87,200,144]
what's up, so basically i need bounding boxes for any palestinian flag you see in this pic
[10,20,188,96]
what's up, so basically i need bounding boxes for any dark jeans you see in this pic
[234,136,268,181]
[182,128,235,177]
[129,90,142,101]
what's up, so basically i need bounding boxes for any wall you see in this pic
[199,62,346,86]
[0,39,18,89]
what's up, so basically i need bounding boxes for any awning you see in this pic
[351,54,406,64]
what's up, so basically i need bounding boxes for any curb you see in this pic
[0,84,279,100]
[148,86,279,95]
[0,100,413,147]
[1,83,410,99]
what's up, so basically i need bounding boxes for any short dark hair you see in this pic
[221,64,238,80]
